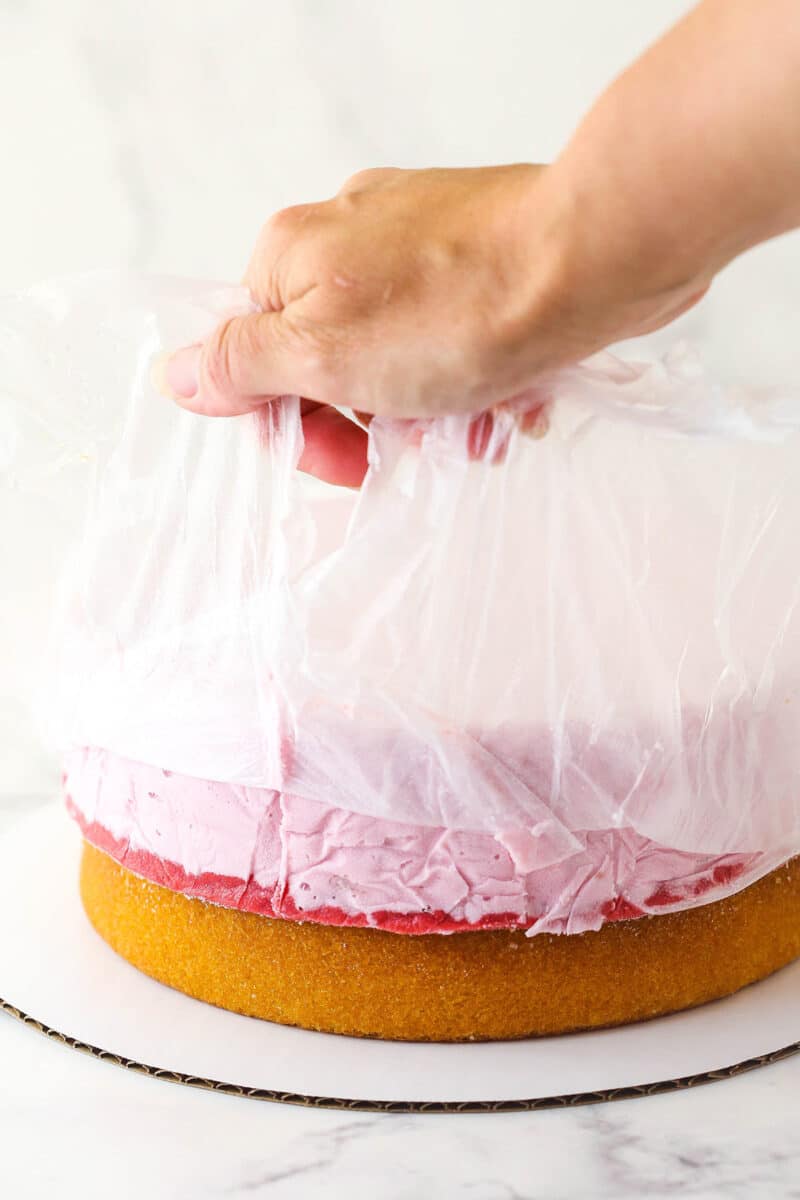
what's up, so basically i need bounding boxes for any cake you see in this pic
[67,747,800,1041]
[38,280,800,1043]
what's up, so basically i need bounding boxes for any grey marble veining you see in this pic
[2,999,800,1200]
[2,802,800,1200]
[2,1,800,1193]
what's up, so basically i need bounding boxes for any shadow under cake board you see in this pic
[2,804,799,1114]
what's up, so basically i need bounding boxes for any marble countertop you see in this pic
[2,797,800,1200]
[3,3,800,1194]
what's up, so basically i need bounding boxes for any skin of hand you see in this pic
[157,0,800,486]
[158,164,570,485]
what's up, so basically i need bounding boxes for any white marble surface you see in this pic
[2,797,800,1200]
[2,4,800,1193]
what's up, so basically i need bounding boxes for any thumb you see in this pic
[154,311,316,416]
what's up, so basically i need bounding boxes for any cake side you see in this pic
[80,842,800,1041]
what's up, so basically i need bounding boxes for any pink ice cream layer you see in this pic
[64,746,767,936]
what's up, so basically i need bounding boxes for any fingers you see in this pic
[243,203,323,305]
[154,310,319,417]
[466,412,497,462]
[297,405,369,487]
[466,401,549,464]
[519,403,550,439]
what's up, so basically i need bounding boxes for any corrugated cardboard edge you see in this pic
[3,996,798,1113]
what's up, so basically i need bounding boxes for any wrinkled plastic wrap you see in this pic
[3,273,800,929]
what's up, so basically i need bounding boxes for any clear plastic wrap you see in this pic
[3,273,800,930]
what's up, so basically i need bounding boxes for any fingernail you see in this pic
[521,405,550,440]
[151,345,202,401]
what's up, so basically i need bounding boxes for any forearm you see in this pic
[551,0,800,306]
[161,2,800,443]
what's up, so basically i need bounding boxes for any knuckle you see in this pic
[284,315,345,401]
[265,203,316,237]
[204,317,252,396]
[288,315,333,369]
[249,206,322,303]
[342,166,398,192]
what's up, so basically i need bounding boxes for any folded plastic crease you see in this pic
[3,273,800,932]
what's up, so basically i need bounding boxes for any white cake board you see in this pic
[2,804,799,1112]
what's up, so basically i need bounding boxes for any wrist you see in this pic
[522,150,715,361]
[487,163,588,383]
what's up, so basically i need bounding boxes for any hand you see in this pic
[158,165,557,484]
[157,0,800,488]
[157,164,707,484]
